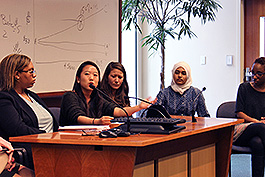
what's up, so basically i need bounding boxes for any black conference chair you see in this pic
[12,147,29,168]
[49,107,60,125]
[216,101,252,177]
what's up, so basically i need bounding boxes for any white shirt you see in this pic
[19,94,53,133]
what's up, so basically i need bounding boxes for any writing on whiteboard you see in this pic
[35,2,109,55]
[0,0,119,92]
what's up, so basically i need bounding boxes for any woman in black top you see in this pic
[60,61,150,126]
[235,57,265,177]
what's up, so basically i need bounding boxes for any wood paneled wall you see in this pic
[244,0,265,68]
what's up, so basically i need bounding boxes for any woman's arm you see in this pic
[77,116,113,125]
[0,137,13,165]
[113,97,154,117]
[113,105,140,117]
[237,111,260,123]
[61,92,114,125]
[60,92,87,125]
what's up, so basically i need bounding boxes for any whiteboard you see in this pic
[0,0,120,92]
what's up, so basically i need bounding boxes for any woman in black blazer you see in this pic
[0,54,58,169]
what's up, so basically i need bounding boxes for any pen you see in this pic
[1,147,10,152]
[82,130,87,135]
[1,147,20,152]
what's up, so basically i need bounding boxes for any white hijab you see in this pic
[171,61,192,95]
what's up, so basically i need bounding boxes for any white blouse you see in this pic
[19,94,53,133]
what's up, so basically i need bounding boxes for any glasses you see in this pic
[19,69,36,75]
[251,72,265,77]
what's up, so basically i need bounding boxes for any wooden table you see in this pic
[10,117,243,177]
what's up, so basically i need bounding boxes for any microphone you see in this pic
[191,87,206,122]
[125,96,170,118]
[124,96,152,105]
[89,84,131,133]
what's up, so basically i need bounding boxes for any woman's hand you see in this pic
[96,116,114,125]
[0,137,14,165]
[237,112,263,123]
[4,157,16,172]
[139,97,157,109]
[260,117,265,124]
[114,97,157,117]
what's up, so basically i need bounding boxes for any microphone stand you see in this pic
[89,84,131,133]
[191,87,206,123]
[125,96,171,118]
[191,110,197,122]
[125,96,152,104]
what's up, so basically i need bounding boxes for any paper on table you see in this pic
[58,125,110,131]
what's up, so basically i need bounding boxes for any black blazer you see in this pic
[0,89,58,140]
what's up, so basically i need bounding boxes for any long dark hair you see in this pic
[73,61,104,117]
[101,62,130,107]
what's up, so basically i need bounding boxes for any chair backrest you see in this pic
[216,101,237,118]
[216,101,252,157]
[49,107,60,124]
[13,147,29,168]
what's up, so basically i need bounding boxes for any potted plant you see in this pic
[122,0,222,90]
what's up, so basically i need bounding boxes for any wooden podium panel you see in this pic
[31,144,136,177]
[191,144,215,177]
[159,151,187,177]
[10,117,243,177]
[134,161,154,177]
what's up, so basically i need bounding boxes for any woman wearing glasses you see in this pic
[0,54,58,170]
[235,57,265,177]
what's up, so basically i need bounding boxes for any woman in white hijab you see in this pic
[155,61,210,117]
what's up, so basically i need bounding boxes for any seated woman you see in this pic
[234,57,265,177]
[101,62,130,107]
[0,54,58,169]
[59,61,150,126]
[0,137,34,177]
[155,61,210,117]
[101,62,153,110]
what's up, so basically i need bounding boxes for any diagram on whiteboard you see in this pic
[0,0,119,92]
[35,2,110,61]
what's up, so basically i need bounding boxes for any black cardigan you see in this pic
[59,91,117,126]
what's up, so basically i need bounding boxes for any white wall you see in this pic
[138,0,243,117]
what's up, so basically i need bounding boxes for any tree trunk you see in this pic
[160,45,165,90]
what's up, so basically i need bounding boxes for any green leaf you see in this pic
[121,0,222,87]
